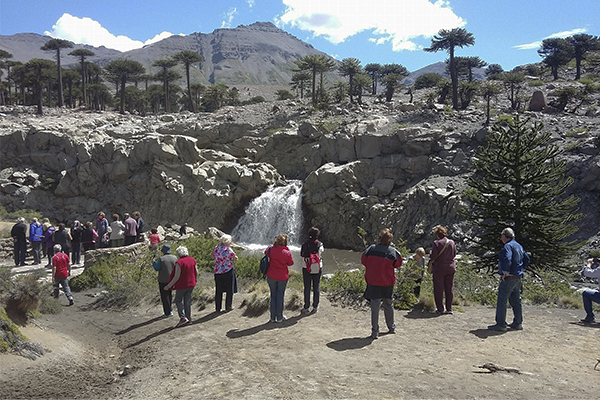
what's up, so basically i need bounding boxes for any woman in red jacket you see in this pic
[362,228,402,339]
[265,234,294,323]
[165,245,198,327]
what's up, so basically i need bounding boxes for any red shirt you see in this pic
[149,233,161,246]
[52,252,71,278]
[168,256,197,290]
[362,244,402,287]
[265,245,294,281]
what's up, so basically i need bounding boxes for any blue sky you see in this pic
[1,0,598,72]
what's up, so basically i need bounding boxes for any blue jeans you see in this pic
[174,287,194,320]
[302,269,321,310]
[54,277,73,300]
[582,290,600,319]
[495,277,523,327]
[31,241,42,264]
[267,277,287,321]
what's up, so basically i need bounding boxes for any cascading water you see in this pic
[232,181,304,247]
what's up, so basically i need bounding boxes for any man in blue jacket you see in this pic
[488,227,530,332]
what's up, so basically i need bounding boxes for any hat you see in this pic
[53,244,62,253]
[161,244,171,254]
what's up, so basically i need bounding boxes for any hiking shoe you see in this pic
[300,308,310,315]
[487,324,507,332]
[370,333,379,339]
[387,329,396,334]
[68,298,74,306]
[176,317,190,327]
[508,323,523,330]
[162,312,173,318]
[276,315,288,323]
[444,310,454,315]
[580,316,595,323]
[311,307,318,313]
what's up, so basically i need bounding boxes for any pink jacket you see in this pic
[265,245,294,281]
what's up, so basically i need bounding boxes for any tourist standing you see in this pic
[212,234,238,313]
[133,211,145,242]
[29,218,43,265]
[11,217,28,267]
[42,222,56,267]
[265,234,294,323]
[109,214,125,247]
[152,244,177,318]
[52,244,74,306]
[52,223,72,256]
[165,246,198,327]
[81,221,97,253]
[123,213,137,246]
[95,212,109,248]
[300,227,324,314]
[430,226,457,314]
[70,221,83,265]
[488,227,530,332]
[407,247,426,298]
[362,228,403,339]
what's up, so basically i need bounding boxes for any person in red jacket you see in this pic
[362,228,402,339]
[165,245,198,327]
[265,234,294,323]
[52,244,74,306]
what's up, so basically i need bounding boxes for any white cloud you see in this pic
[247,0,255,8]
[222,7,238,28]
[275,0,465,52]
[44,13,180,52]
[514,28,587,50]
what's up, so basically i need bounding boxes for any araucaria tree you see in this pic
[41,38,73,107]
[538,38,573,81]
[424,28,475,110]
[463,115,583,273]
[69,48,95,107]
[173,50,204,112]
[295,54,335,107]
[338,58,362,104]
[104,60,145,114]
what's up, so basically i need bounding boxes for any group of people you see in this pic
[361,226,530,337]
[10,211,147,268]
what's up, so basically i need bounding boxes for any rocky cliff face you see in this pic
[1,93,600,252]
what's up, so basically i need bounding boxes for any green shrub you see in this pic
[528,80,544,87]
[0,206,43,222]
[414,73,444,89]
[0,307,28,352]
[6,273,45,317]
[234,254,263,280]
[522,271,576,305]
[179,235,219,272]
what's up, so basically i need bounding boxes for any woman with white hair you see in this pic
[212,234,239,312]
[165,246,198,327]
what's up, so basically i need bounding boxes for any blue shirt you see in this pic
[498,239,530,277]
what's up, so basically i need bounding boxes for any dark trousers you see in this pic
[124,236,137,246]
[433,268,455,312]
[302,268,321,310]
[14,241,27,266]
[82,242,95,253]
[71,242,81,265]
[158,281,172,316]
[46,247,54,266]
[214,269,234,311]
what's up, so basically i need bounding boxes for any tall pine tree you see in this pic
[463,115,583,273]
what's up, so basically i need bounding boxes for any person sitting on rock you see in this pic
[580,257,600,323]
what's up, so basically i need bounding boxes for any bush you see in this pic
[178,235,219,273]
[6,272,46,318]
[414,73,444,90]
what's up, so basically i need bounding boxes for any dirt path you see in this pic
[1,287,600,399]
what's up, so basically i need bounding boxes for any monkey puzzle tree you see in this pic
[23,58,55,114]
[364,63,382,95]
[538,38,574,81]
[104,59,145,114]
[424,28,475,110]
[338,57,363,104]
[174,50,204,112]
[41,38,73,107]
[380,63,409,102]
[569,34,600,80]
[291,71,311,99]
[295,54,335,107]
[463,115,583,273]
[69,48,95,107]
[153,58,178,112]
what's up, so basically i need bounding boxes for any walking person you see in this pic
[488,227,530,332]
[362,228,403,339]
[70,220,83,265]
[11,217,28,266]
[52,244,74,306]
[152,244,177,318]
[266,234,294,323]
[29,218,43,265]
[164,246,198,327]
[300,227,324,314]
[212,234,239,313]
[430,226,457,314]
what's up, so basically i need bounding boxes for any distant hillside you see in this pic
[0,22,332,87]
[403,61,486,85]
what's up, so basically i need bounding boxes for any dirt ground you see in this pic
[1,283,600,400]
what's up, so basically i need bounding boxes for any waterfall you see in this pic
[232,181,304,247]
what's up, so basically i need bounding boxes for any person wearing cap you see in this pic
[11,217,28,266]
[152,244,178,317]
[52,244,74,306]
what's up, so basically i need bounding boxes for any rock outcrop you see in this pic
[1,97,599,252]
